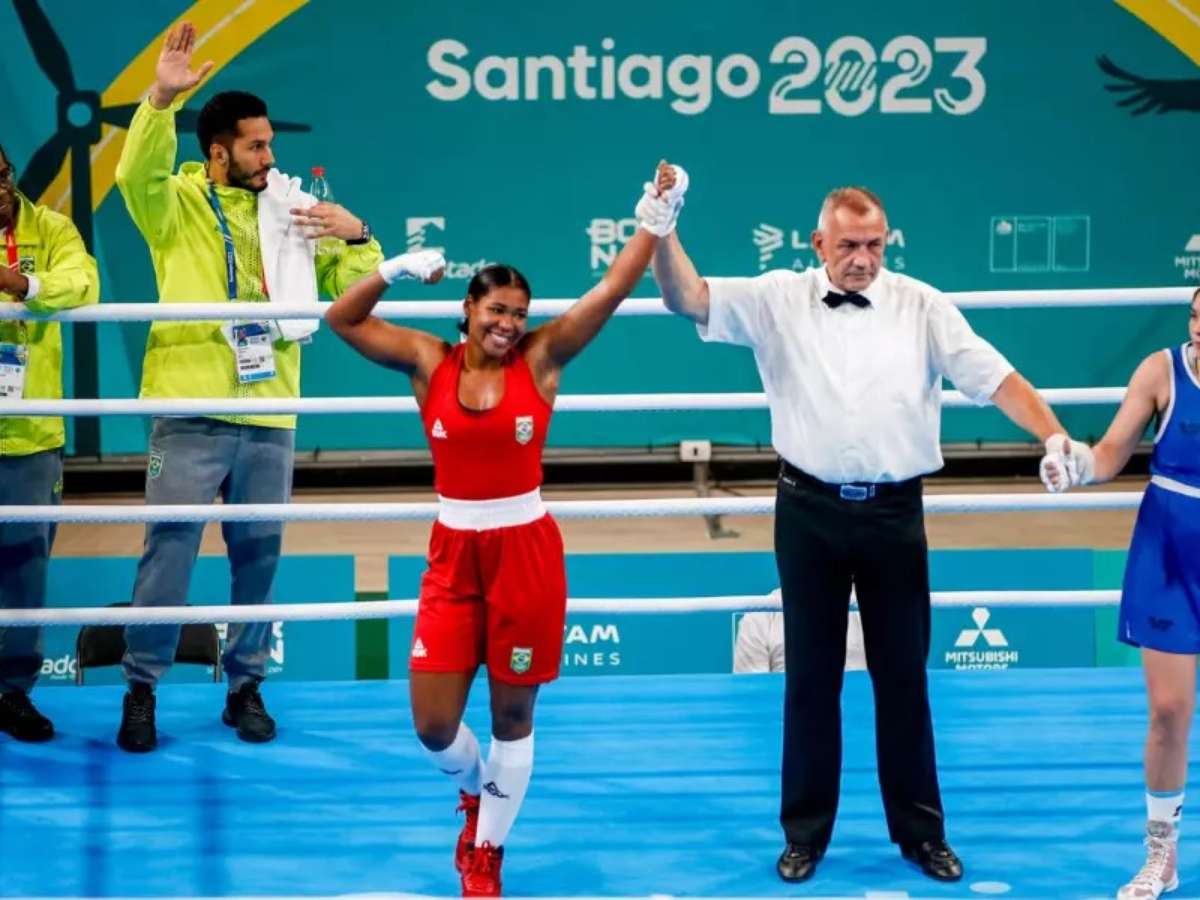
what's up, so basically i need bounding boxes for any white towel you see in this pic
[258,169,320,342]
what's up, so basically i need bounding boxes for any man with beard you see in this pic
[0,142,99,742]
[113,22,382,752]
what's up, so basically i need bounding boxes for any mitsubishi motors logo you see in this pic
[944,607,1019,670]
[1178,233,1200,282]
[954,607,1008,648]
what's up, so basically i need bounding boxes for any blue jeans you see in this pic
[123,418,294,690]
[0,449,62,694]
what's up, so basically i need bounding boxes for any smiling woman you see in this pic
[323,161,687,895]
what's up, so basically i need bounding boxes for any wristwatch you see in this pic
[346,221,372,246]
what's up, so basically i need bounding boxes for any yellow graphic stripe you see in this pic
[1115,0,1200,67]
[37,0,308,213]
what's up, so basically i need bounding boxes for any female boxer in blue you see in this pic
[1041,288,1200,900]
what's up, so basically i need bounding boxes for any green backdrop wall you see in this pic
[2,1,1196,455]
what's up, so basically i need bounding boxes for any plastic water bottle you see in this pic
[308,166,340,256]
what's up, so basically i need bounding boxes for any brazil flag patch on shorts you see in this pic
[509,646,532,674]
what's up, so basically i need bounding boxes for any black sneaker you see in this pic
[0,691,54,743]
[117,682,157,753]
[222,682,276,743]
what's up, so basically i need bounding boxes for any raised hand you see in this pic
[379,250,446,285]
[655,161,676,195]
[636,160,689,236]
[151,22,214,108]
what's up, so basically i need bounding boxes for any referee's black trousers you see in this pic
[774,466,945,850]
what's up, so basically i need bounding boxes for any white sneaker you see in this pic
[1118,821,1180,899]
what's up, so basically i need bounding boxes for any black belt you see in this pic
[778,459,921,502]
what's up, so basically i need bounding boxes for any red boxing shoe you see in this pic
[455,791,480,874]
[461,841,503,897]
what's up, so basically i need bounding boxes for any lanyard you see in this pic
[205,183,238,301]
[3,224,26,345]
[205,183,270,299]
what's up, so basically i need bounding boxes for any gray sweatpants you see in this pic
[123,417,294,691]
[0,449,62,694]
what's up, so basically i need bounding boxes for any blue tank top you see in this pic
[1151,344,1200,489]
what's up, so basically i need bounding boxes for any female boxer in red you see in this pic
[327,163,686,897]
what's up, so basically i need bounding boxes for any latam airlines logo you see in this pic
[404,217,491,280]
[752,223,907,272]
[944,607,1018,670]
[752,224,785,271]
[562,621,621,669]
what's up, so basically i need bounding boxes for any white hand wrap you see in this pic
[378,250,445,284]
[1039,433,1096,492]
[634,164,689,237]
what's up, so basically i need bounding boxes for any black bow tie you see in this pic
[822,291,871,309]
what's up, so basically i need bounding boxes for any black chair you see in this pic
[75,603,222,685]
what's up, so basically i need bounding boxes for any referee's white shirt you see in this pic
[700,266,1014,484]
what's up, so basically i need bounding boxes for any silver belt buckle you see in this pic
[839,484,870,502]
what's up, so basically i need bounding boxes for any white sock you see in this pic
[476,732,534,848]
[1147,789,1185,838]
[421,723,482,796]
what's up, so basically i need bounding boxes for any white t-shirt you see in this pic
[733,590,867,673]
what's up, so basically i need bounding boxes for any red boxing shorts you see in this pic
[410,512,567,685]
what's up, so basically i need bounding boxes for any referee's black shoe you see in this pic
[776,843,823,882]
[900,839,963,881]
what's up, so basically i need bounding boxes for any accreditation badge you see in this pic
[0,342,28,399]
[231,321,276,384]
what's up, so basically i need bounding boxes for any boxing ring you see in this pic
[0,287,1193,899]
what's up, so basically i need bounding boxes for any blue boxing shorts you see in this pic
[1118,481,1200,654]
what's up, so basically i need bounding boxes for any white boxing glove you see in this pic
[379,249,445,285]
[634,163,689,236]
[1039,433,1096,493]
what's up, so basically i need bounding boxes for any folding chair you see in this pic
[74,603,222,684]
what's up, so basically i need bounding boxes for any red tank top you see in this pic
[422,344,553,500]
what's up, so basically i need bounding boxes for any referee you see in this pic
[652,183,1076,883]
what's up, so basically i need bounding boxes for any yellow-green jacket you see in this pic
[115,98,382,429]
[0,191,100,456]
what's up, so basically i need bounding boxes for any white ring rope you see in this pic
[0,287,1190,323]
[0,492,1145,524]
[0,590,1123,627]
[0,387,1127,417]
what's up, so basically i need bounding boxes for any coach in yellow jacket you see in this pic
[0,142,99,742]
[113,22,381,753]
